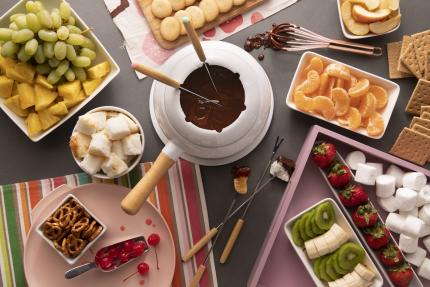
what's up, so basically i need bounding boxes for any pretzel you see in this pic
[52,206,71,221]
[82,220,97,239]
[43,222,63,240]
[71,217,90,236]
[61,237,70,257]
[88,226,103,242]
[66,234,87,257]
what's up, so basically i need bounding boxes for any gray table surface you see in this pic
[1,0,429,286]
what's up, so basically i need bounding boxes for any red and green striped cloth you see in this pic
[0,160,217,287]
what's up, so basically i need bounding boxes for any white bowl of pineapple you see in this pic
[0,0,120,142]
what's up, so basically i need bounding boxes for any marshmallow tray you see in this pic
[247,125,430,287]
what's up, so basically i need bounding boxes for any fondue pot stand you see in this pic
[121,41,273,215]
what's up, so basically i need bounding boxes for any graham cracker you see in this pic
[405,79,430,115]
[412,30,430,73]
[401,42,423,79]
[390,128,430,166]
[410,117,430,129]
[425,51,430,81]
[412,124,430,137]
[421,105,430,115]
[387,42,414,79]
[422,112,430,120]
[398,35,413,74]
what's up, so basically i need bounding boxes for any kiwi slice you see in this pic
[318,256,332,282]
[336,242,365,272]
[298,213,311,242]
[315,202,335,231]
[292,218,304,247]
[313,257,323,279]
[304,210,317,238]
[332,253,349,276]
[326,257,342,281]
[311,216,325,235]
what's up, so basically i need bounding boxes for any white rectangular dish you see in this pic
[285,51,400,139]
[0,0,120,142]
[284,198,384,287]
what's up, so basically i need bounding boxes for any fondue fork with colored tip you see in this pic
[131,63,222,107]
[182,16,219,94]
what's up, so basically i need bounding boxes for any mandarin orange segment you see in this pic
[304,57,324,75]
[324,63,351,80]
[312,96,336,120]
[360,116,369,128]
[358,92,377,118]
[335,78,344,89]
[294,90,314,112]
[318,73,330,97]
[345,75,358,90]
[349,94,362,107]
[338,107,362,131]
[368,85,388,110]
[348,78,370,98]
[331,88,350,116]
[367,112,385,137]
[302,70,320,94]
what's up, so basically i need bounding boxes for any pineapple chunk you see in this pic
[35,74,54,90]
[4,95,29,117]
[34,84,58,111]
[0,76,14,98]
[0,55,16,74]
[62,90,86,108]
[58,80,81,100]
[26,112,42,137]
[48,102,68,116]
[82,78,103,97]
[38,109,60,130]
[6,62,35,83]
[87,61,111,79]
[17,83,35,109]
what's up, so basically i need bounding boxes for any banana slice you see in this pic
[354,263,376,281]
[314,236,330,256]
[305,240,320,259]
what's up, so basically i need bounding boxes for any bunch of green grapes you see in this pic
[0,1,97,85]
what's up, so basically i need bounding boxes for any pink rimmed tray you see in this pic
[248,125,430,287]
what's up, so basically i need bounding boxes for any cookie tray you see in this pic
[247,125,430,287]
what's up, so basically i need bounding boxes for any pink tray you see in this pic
[248,125,430,287]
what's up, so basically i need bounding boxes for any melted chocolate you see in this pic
[180,65,245,133]
[244,23,298,53]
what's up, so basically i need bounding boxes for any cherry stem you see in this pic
[155,246,159,270]
[122,271,138,282]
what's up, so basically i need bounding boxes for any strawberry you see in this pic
[339,184,368,207]
[380,243,404,267]
[352,202,378,228]
[327,162,351,189]
[312,142,336,168]
[388,263,413,287]
[363,222,390,249]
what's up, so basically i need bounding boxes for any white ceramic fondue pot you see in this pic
[121,41,273,215]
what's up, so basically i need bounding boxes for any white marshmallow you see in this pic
[376,175,396,198]
[386,164,405,188]
[424,236,430,252]
[399,234,418,253]
[80,153,104,175]
[355,163,377,186]
[366,162,383,177]
[101,153,128,178]
[112,141,127,161]
[403,172,427,191]
[89,111,106,130]
[419,205,430,224]
[69,132,91,159]
[396,188,418,211]
[399,207,419,218]
[420,224,430,237]
[270,161,290,182]
[345,151,366,170]
[118,113,139,133]
[75,114,100,135]
[403,215,425,237]
[405,247,427,266]
[122,133,142,156]
[105,116,130,140]
[417,185,430,207]
[377,196,398,212]
[418,258,430,280]
[88,132,111,157]
[385,213,406,234]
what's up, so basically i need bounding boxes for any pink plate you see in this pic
[24,183,175,287]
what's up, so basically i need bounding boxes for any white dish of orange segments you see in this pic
[286,52,400,139]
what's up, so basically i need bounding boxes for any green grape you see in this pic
[0,28,13,42]
[67,25,81,34]
[80,48,96,61]
[66,44,76,61]
[9,22,18,31]
[36,63,51,75]
[25,1,39,13]
[57,26,69,41]
[17,45,32,62]
[43,42,54,58]
[26,13,41,33]
[48,58,60,68]
[56,60,69,75]
[51,9,62,29]
[81,37,95,50]
[72,56,91,68]
[54,41,67,60]
[37,10,52,29]
[66,16,76,25]
[60,2,72,20]
[14,15,28,29]
[64,68,75,81]
[38,29,58,42]
[47,70,61,84]
[1,41,19,57]
[34,45,46,64]
[11,29,34,44]
[72,66,87,81]
[66,33,84,45]
[24,38,38,56]
[34,1,44,10]
[9,13,25,22]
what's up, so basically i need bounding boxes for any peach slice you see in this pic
[338,107,362,130]
[312,96,336,120]
[304,57,324,75]
[331,88,350,116]
[318,72,330,97]
[380,0,399,11]
[352,5,391,24]
[341,1,370,36]
[294,90,314,112]
[325,63,351,80]
[367,112,384,136]
[369,15,401,34]
[302,70,320,94]
[349,0,381,11]
[369,85,388,109]
[348,78,369,98]
[358,92,377,118]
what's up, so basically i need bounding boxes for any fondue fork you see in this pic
[131,63,222,107]
[182,16,219,94]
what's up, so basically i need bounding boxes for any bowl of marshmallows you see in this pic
[69,106,144,179]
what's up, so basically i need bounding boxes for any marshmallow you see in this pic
[386,164,405,188]
[122,133,142,156]
[405,247,427,267]
[419,205,430,224]
[112,141,127,161]
[88,132,111,157]
[345,151,366,170]
[75,114,104,135]
[105,116,130,140]
[355,163,377,186]
[80,153,104,175]
[376,175,396,198]
[403,172,427,191]
[399,233,418,253]
[89,111,106,129]
[424,236,430,252]
[118,113,139,133]
[420,224,430,237]
[403,215,425,237]
[399,207,418,218]
[101,153,128,178]
[396,188,418,211]
[385,213,405,234]
[418,258,430,280]
[377,196,398,212]
[69,132,91,159]
[366,162,383,177]
[270,160,290,182]
[417,185,430,207]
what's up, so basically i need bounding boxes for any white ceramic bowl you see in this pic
[286,51,400,139]
[71,106,145,179]
[36,194,107,265]
[0,0,120,142]
[337,0,401,39]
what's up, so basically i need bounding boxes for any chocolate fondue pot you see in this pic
[121,41,273,215]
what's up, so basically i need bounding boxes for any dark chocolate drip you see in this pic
[276,155,295,174]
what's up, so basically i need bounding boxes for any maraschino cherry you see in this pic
[148,233,160,270]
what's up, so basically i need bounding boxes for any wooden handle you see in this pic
[182,17,206,62]
[121,152,175,215]
[188,264,206,287]
[182,227,218,262]
[132,63,181,88]
[219,219,245,264]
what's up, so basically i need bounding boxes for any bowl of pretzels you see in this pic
[36,194,107,265]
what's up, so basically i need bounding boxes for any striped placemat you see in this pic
[0,160,217,287]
